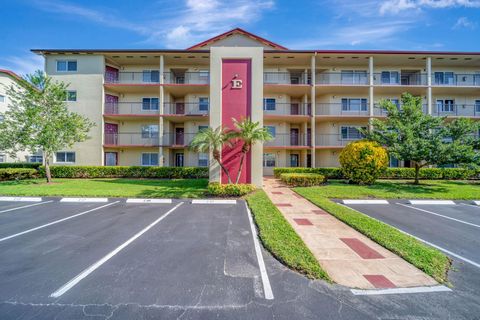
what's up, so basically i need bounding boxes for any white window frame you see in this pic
[141,124,159,138]
[0,154,5,163]
[28,155,43,163]
[141,153,159,166]
[142,97,159,111]
[55,151,75,164]
[341,98,368,112]
[56,60,77,72]
[263,153,276,167]
[198,97,209,111]
[64,90,77,102]
[263,98,276,111]
[340,126,366,140]
[198,153,209,167]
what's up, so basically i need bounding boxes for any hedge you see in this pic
[0,168,38,181]
[274,167,480,180]
[280,173,326,187]
[0,162,42,169]
[37,166,208,179]
[207,182,256,196]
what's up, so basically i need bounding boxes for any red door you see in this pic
[290,103,299,115]
[105,66,119,83]
[290,128,299,146]
[175,102,185,115]
[175,128,184,145]
[104,123,118,145]
[105,94,119,114]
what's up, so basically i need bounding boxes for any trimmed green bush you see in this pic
[0,168,38,181]
[207,182,256,196]
[339,141,389,185]
[274,167,342,179]
[280,173,326,187]
[0,162,42,169]
[36,166,208,179]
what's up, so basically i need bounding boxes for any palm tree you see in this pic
[230,118,273,184]
[190,126,233,184]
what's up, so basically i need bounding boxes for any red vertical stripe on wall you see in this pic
[221,59,252,184]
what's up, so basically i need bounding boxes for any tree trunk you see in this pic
[414,163,420,185]
[45,156,52,184]
[235,152,246,184]
[213,153,232,184]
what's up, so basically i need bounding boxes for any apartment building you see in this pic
[31,28,480,186]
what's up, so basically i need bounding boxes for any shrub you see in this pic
[36,166,208,179]
[0,162,42,169]
[207,182,256,197]
[274,167,342,179]
[0,168,38,181]
[280,173,326,187]
[339,140,389,185]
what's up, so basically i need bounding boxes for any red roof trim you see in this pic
[0,69,23,82]
[186,28,288,50]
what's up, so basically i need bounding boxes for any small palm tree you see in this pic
[230,118,273,184]
[190,126,233,184]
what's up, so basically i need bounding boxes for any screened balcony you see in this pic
[263,101,311,116]
[263,72,310,85]
[264,133,310,147]
[316,71,368,85]
[316,100,369,116]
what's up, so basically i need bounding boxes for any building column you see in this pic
[310,54,316,168]
[368,56,374,130]
[159,55,165,166]
[426,56,432,115]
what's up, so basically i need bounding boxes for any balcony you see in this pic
[164,72,209,85]
[263,72,309,85]
[104,132,198,147]
[316,72,369,85]
[264,133,310,148]
[104,102,160,116]
[316,103,369,116]
[164,102,209,116]
[263,103,311,118]
[433,104,480,117]
[433,73,480,87]
[104,71,210,85]
[315,134,363,148]
[373,104,428,116]
[373,72,427,86]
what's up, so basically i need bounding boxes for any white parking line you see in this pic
[473,201,480,206]
[0,201,120,243]
[343,200,389,204]
[0,201,54,215]
[0,197,43,202]
[397,203,480,229]
[245,202,274,300]
[408,200,455,205]
[60,198,109,203]
[50,202,183,298]
[460,203,480,209]
[192,199,237,204]
[126,199,172,204]
[351,285,451,296]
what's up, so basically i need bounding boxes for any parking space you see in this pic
[0,198,268,309]
[338,200,480,269]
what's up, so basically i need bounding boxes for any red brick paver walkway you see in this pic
[263,177,437,289]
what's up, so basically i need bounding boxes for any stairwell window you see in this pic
[141,153,158,166]
[56,60,77,72]
[55,152,75,163]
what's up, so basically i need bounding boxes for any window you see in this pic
[198,153,209,167]
[56,60,77,72]
[142,98,159,110]
[28,155,43,163]
[141,125,159,138]
[265,126,276,137]
[142,70,160,83]
[56,152,75,163]
[389,157,399,168]
[341,126,366,140]
[199,70,209,78]
[263,98,276,111]
[475,100,480,113]
[141,153,159,166]
[199,97,209,111]
[64,90,77,102]
[341,98,367,111]
[436,99,455,112]
[0,154,5,163]
[381,71,399,84]
[434,72,455,85]
[263,153,276,167]
[341,70,367,84]
[0,115,4,123]
[198,125,209,132]
[0,95,5,103]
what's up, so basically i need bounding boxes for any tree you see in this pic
[189,126,234,183]
[0,71,95,183]
[364,93,479,184]
[229,118,272,184]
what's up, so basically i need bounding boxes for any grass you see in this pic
[303,179,480,200]
[245,190,330,280]
[0,178,209,198]
[295,186,452,283]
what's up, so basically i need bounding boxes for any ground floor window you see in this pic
[389,157,399,167]
[263,153,276,167]
[55,152,75,163]
[198,153,208,167]
[28,155,43,163]
[141,153,158,166]
[0,154,5,163]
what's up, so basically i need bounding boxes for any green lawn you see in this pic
[298,179,480,200]
[0,178,209,198]
[245,190,330,280]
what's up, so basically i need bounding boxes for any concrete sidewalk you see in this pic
[263,177,437,289]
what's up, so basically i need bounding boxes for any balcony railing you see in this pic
[104,132,198,147]
[373,73,427,86]
[104,71,210,85]
[433,104,480,117]
[264,133,310,147]
[373,104,428,116]
[316,103,369,116]
[164,102,209,115]
[104,102,209,116]
[433,74,480,87]
[315,134,364,147]
[316,72,369,85]
[263,103,311,116]
[263,72,309,85]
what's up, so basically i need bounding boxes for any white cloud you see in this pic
[453,16,477,29]
[380,0,480,15]
[0,54,44,76]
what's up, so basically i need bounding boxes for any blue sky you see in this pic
[1,0,480,75]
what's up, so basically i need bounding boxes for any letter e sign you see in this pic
[231,79,243,89]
